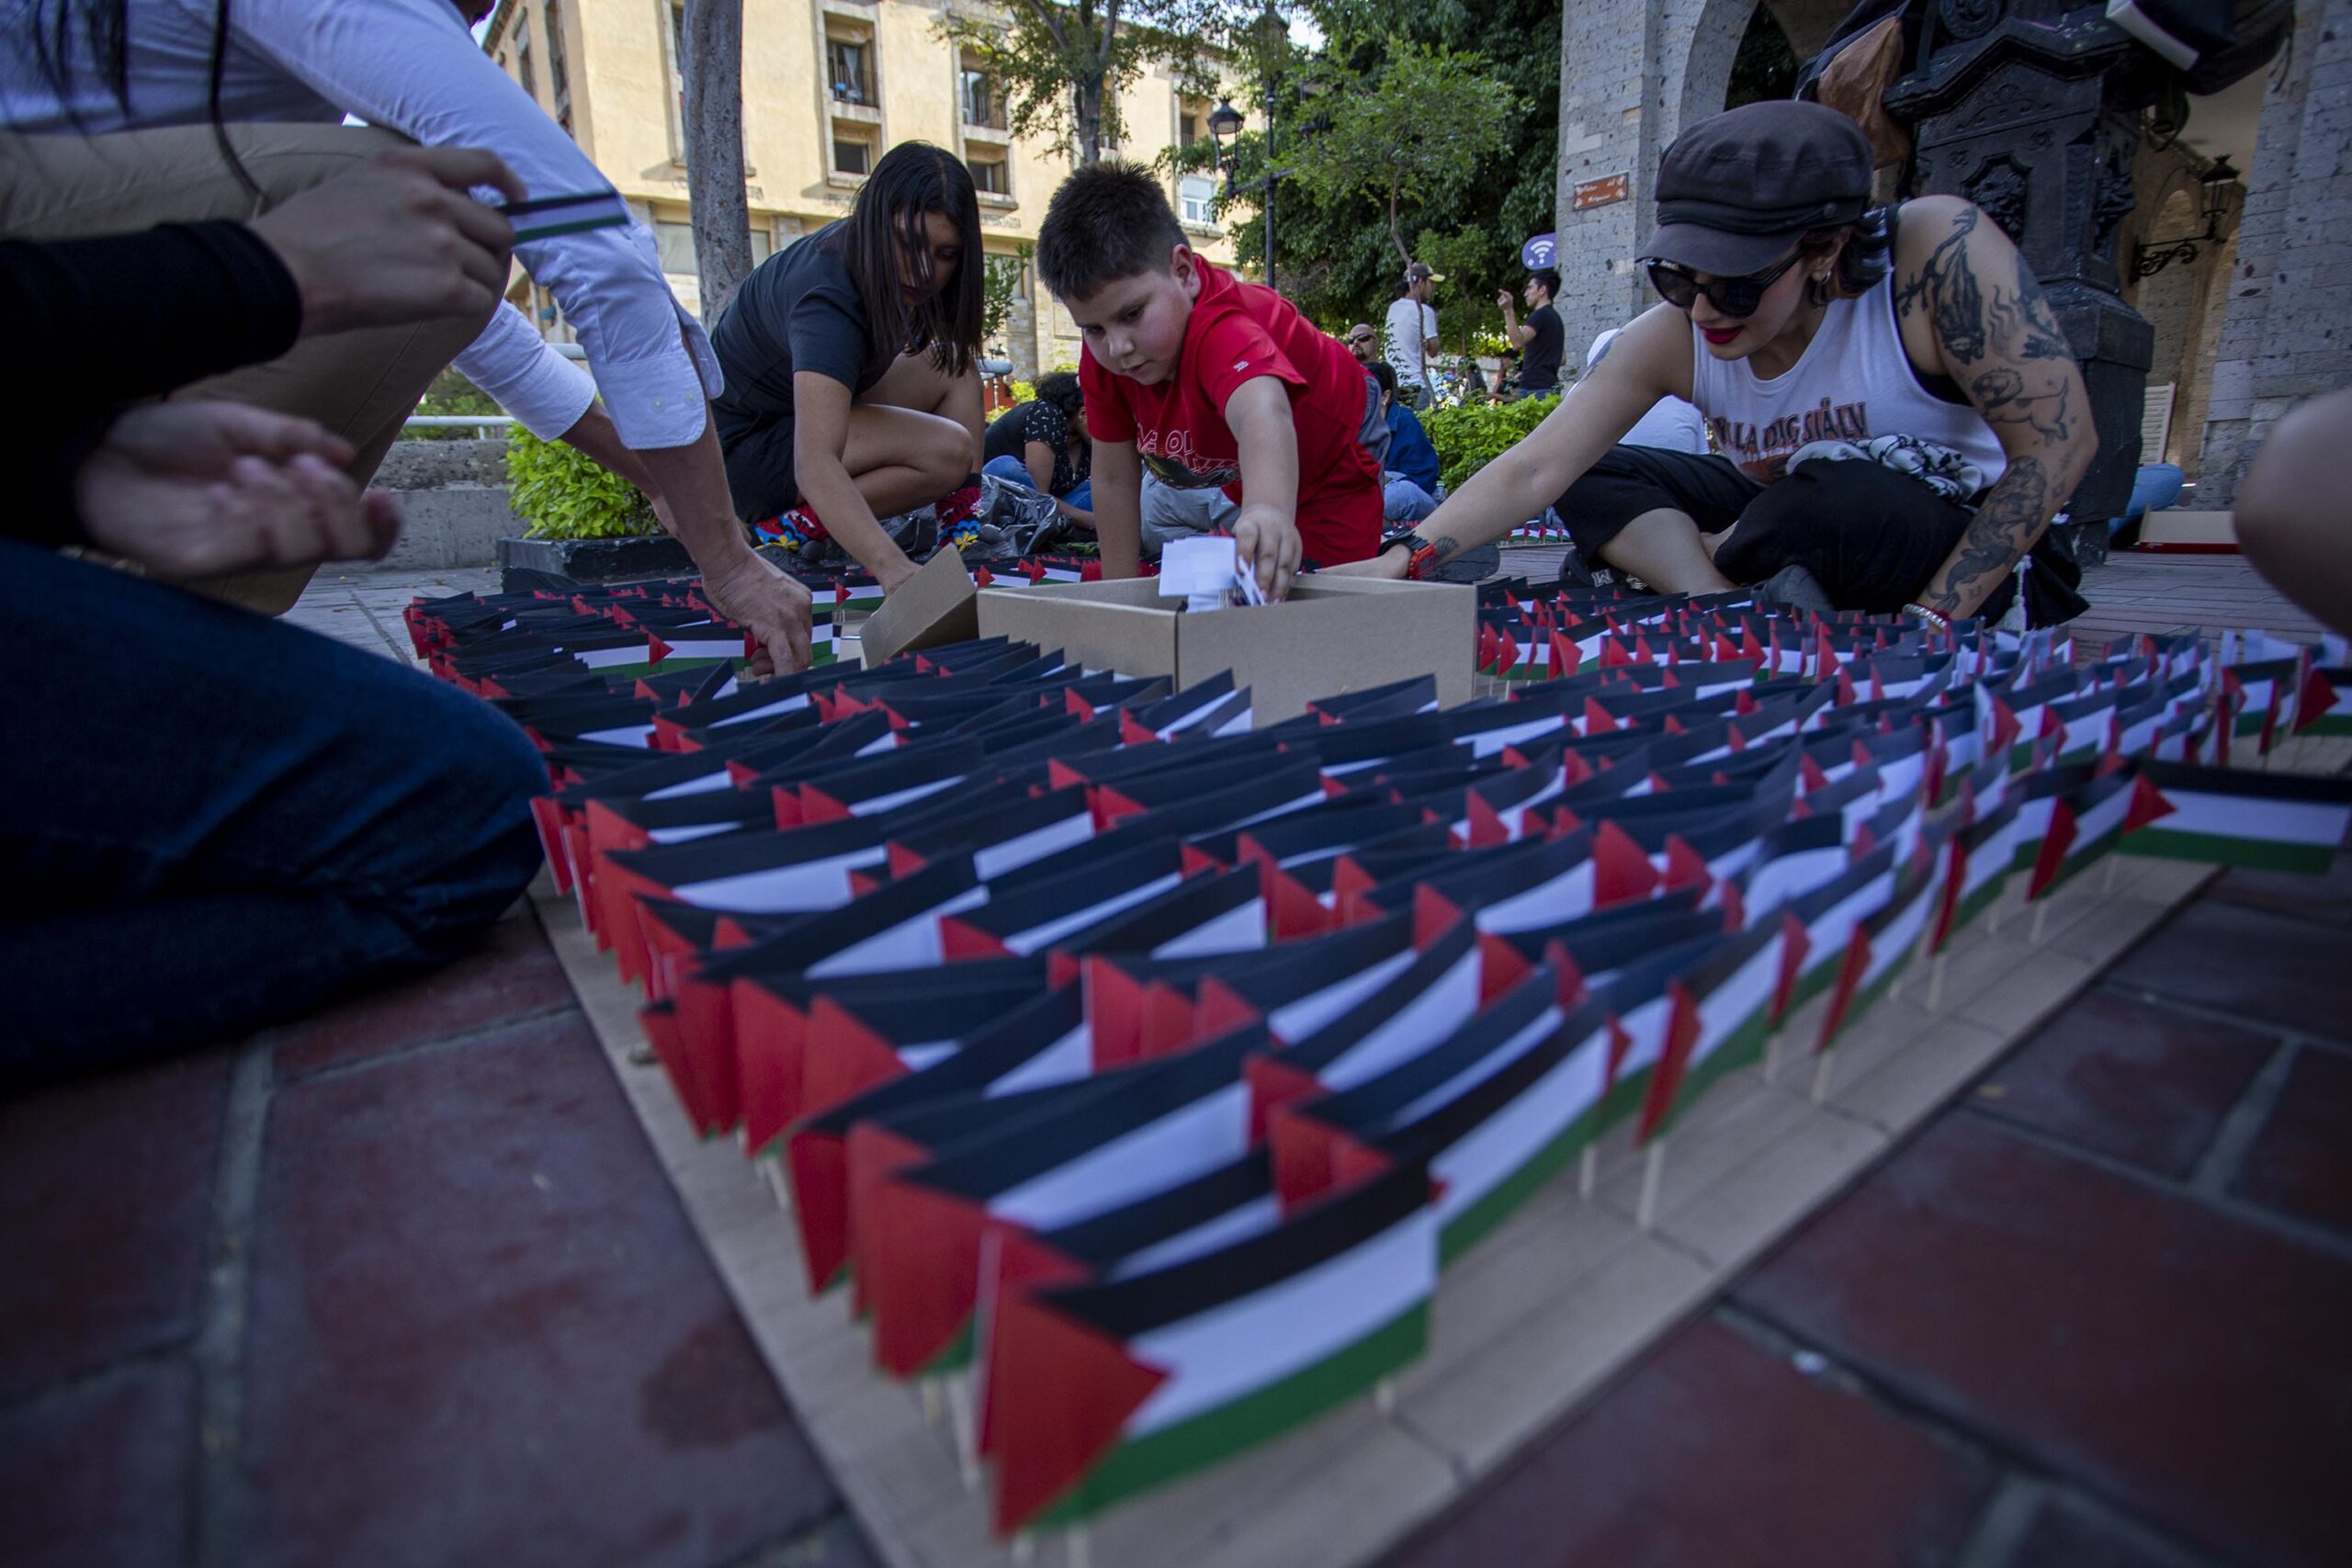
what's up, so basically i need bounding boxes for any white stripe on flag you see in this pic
[995,1085,1252,1231]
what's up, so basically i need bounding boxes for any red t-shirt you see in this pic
[1081,259,1383,566]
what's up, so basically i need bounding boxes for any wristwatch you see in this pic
[1396,531,1443,581]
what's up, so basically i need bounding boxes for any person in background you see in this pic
[1384,262,1441,408]
[713,142,986,590]
[1342,100,2096,627]
[1367,360,1440,522]
[982,370,1092,527]
[1491,347,1521,404]
[1035,162,1385,598]
[2235,385,2352,637]
[2,151,547,1084]
[1578,326,1711,454]
[1346,322,1379,367]
[0,0,810,672]
[1499,267,1565,399]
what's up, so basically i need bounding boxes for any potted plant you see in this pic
[494,425,696,583]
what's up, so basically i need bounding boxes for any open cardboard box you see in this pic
[855,546,980,666]
[977,574,1474,726]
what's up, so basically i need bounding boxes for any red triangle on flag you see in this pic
[1815,926,1875,1050]
[1636,979,1704,1144]
[1261,862,1335,942]
[1477,930,1531,1006]
[1138,982,1200,1061]
[2028,796,2080,900]
[1195,977,1263,1043]
[975,1225,1094,1458]
[1593,819,1658,907]
[801,998,911,1122]
[1771,911,1813,1021]
[1413,885,1465,950]
[2293,664,2338,736]
[1583,696,1621,735]
[1268,1102,1396,1213]
[989,1294,1170,1534]
[1244,1052,1329,1144]
[2123,773,2177,833]
[1662,835,1712,894]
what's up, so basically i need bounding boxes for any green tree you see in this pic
[1287,41,1514,268]
[983,245,1035,342]
[939,1,1232,167]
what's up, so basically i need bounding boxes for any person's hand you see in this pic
[1232,508,1303,602]
[1497,289,1515,310]
[701,547,814,677]
[73,401,402,576]
[1322,543,1411,581]
[248,146,526,337]
[874,552,923,596]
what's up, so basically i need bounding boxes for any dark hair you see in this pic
[1033,370,1084,422]
[842,142,982,377]
[1035,162,1186,299]
[1527,266,1561,299]
[1366,359,1396,397]
[1800,205,1894,305]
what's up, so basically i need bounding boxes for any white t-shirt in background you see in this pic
[1385,296,1435,389]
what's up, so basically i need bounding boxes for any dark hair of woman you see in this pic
[842,141,983,379]
[26,0,259,196]
[1032,370,1083,423]
[1797,205,1894,306]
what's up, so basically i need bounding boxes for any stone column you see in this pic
[2190,0,2352,508]
[1554,0,1667,367]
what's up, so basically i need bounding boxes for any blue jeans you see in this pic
[985,454,1091,514]
[1384,476,1438,524]
[0,539,547,1087]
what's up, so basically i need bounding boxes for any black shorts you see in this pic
[1556,444,2001,616]
[719,415,798,521]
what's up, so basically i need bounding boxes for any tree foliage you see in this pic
[1286,41,1514,268]
[939,1,1231,167]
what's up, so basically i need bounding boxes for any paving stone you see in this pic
[274,911,577,1079]
[2206,853,2352,927]
[241,1010,853,1568]
[1734,1116,2352,1567]
[2107,898,2352,1043]
[1969,988,2277,1179]
[0,1051,231,1403]
[0,1362,197,1568]
[1379,1317,1993,1568]
[2230,1046,2352,1238]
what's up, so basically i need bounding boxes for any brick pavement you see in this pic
[5,553,2346,1568]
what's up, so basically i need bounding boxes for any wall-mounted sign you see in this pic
[1520,232,1557,270]
[1573,173,1630,210]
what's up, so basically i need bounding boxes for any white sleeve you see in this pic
[453,302,597,440]
[227,0,722,449]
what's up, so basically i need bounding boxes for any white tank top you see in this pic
[1688,274,2007,489]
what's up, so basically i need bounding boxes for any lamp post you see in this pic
[1207,1,1289,288]
[2132,157,2240,280]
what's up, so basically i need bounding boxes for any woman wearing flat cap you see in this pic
[1348,99,2096,627]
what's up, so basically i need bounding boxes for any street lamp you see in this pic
[2132,156,2240,279]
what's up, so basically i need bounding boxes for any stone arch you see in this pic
[2133,187,2202,459]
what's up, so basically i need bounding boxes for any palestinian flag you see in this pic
[1815,861,1941,1050]
[2291,664,2352,737]
[1773,840,1900,1021]
[1930,795,2020,952]
[2025,770,2136,900]
[985,1163,1437,1533]
[1636,919,1787,1142]
[2119,762,2352,874]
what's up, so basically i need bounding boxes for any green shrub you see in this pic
[1010,378,1037,405]
[505,424,660,539]
[1420,394,1560,495]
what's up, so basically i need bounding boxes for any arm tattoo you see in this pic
[1919,454,2052,617]
[1971,367,2074,443]
[1992,254,2072,360]
[1894,206,1986,362]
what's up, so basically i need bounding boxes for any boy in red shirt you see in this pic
[1035,164,1384,600]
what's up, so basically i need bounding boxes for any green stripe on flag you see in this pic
[1439,1100,1607,1268]
[1036,1303,1431,1526]
[1643,1001,1775,1144]
[1939,867,2010,949]
[2122,825,2338,874]
[1826,945,1919,1049]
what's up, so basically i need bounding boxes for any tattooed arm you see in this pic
[1894,196,2098,618]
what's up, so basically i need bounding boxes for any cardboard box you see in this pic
[976,575,1474,726]
[854,547,979,666]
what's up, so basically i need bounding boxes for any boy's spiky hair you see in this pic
[1035,162,1187,299]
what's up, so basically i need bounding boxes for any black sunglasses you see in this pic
[1642,252,1804,319]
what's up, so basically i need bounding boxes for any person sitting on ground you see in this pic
[2234,385,2352,638]
[0,0,809,671]
[1346,322,1380,367]
[712,142,987,592]
[1340,99,2097,627]
[981,370,1093,527]
[1498,267,1566,400]
[2,151,548,1087]
[1034,161,1386,599]
[1366,360,1440,522]
[1385,264,1441,409]
[1491,347,1521,404]
[1577,327,1711,455]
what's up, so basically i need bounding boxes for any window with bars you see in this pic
[828,37,873,107]
[960,64,1004,130]
[544,0,571,118]
[514,13,536,101]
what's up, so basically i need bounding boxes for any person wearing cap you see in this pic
[1384,262,1442,409]
[1347,100,2097,627]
